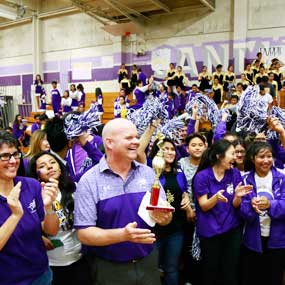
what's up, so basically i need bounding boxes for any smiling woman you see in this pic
[27,151,91,285]
[193,139,253,285]
[0,131,59,285]
[148,138,194,285]
[241,142,285,285]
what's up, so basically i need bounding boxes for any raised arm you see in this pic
[136,119,160,164]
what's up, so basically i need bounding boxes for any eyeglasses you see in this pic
[0,151,22,161]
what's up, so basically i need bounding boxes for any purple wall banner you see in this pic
[22,74,33,104]
[43,72,60,84]
[0,75,21,86]
[18,104,32,117]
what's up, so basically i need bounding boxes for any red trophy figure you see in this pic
[147,134,174,212]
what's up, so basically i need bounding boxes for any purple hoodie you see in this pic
[241,167,285,252]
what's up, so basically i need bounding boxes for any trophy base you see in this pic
[146,205,175,212]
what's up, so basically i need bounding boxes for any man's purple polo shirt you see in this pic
[74,156,162,262]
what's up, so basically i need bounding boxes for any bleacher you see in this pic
[25,91,124,125]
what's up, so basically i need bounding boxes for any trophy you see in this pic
[147,133,175,212]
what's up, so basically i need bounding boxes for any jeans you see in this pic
[156,231,184,285]
[30,267,53,285]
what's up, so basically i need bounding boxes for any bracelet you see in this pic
[45,208,55,216]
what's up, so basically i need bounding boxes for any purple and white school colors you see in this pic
[193,167,242,237]
[0,177,49,285]
[51,88,61,115]
[74,156,165,262]
[241,167,285,252]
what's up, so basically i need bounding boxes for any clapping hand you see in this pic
[251,196,270,214]
[215,190,228,203]
[7,181,23,217]
[41,178,58,207]
[234,182,253,198]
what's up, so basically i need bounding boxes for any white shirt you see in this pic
[47,192,82,266]
[70,90,79,100]
[257,93,273,109]
[61,97,72,107]
[255,171,274,237]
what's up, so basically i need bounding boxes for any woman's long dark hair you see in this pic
[34,74,43,85]
[191,140,233,197]
[149,138,178,173]
[13,114,21,128]
[244,142,273,172]
[196,139,233,173]
[27,151,76,225]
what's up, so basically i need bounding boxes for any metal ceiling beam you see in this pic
[0,16,32,29]
[37,6,79,19]
[149,0,171,13]
[112,0,150,21]
[70,0,115,23]
[199,0,215,11]
[103,0,146,25]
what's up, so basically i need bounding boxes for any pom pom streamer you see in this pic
[192,228,202,261]
[158,117,185,144]
[236,85,285,138]
[64,103,102,140]
[128,95,185,143]
[127,96,169,135]
[218,108,232,123]
[267,106,285,139]
[236,85,269,134]
[185,93,223,129]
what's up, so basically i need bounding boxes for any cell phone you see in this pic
[50,239,64,248]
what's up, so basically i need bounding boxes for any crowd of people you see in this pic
[1,52,285,285]
[113,53,284,119]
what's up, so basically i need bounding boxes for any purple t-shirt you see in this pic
[0,176,48,285]
[74,156,164,262]
[193,167,242,238]
[31,122,41,134]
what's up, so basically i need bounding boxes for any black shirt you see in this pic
[155,171,186,237]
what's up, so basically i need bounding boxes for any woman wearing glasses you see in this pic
[0,131,59,285]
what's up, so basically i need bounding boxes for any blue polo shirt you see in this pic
[193,167,242,238]
[0,176,49,285]
[74,156,164,262]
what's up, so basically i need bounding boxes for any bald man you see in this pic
[74,118,172,285]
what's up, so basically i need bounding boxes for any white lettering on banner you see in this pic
[148,37,285,80]
[177,47,198,77]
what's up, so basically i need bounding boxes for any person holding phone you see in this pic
[0,131,58,285]
[241,142,285,285]
[27,151,91,285]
